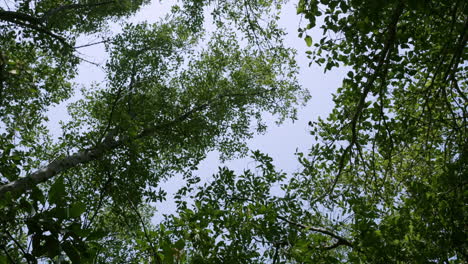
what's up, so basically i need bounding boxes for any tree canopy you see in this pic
[1,0,467,263]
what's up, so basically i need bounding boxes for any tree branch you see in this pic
[5,231,31,264]
[74,39,110,49]
[0,91,262,200]
[0,11,71,47]
[0,51,6,107]
[277,216,354,249]
[41,1,115,21]
[126,195,161,264]
[0,9,41,25]
[316,1,405,202]
[0,109,197,200]
[0,245,16,264]
[84,173,113,229]
[272,244,280,264]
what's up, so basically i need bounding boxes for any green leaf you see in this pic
[296,6,304,14]
[45,236,60,258]
[0,254,7,264]
[174,239,185,250]
[87,229,108,241]
[69,202,86,218]
[31,186,45,204]
[62,241,81,264]
[48,176,65,206]
[305,35,312,47]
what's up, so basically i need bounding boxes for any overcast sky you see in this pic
[46,0,346,219]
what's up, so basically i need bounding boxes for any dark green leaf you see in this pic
[69,202,86,218]
[48,176,65,206]
[62,241,81,264]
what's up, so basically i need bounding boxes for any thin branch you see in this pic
[451,75,468,104]
[3,16,71,47]
[41,1,115,21]
[0,51,6,107]
[0,9,70,46]
[74,54,102,66]
[444,17,468,83]
[74,39,109,49]
[127,196,161,264]
[85,173,113,229]
[97,87,125,144]
[321,240,349,250]
[277,216,354,249]
[0,91,264,200]
[316,1,404,202]
[1,245,17,264]
[272,244,280,264]
[5,231,31,264]
[0,9,41,24]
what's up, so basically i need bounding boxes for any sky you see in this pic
[46,0,347,220]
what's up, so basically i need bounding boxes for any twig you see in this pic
[316,1,405,202]
[5,231,31,264]
[126,195,161,264]
[272,244,280,264]
[0,91,264,204]
[85,173,113,229]
[74,40,109,49]
[41,1,115,21]
[1,245,17,264]
[277,216,354,249]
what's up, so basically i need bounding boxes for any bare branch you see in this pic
[74,39,109,49]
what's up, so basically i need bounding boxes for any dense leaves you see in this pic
[0,0,307,263]
[158,0,467,263]
[1,0,467,263]
[296,0,468,261]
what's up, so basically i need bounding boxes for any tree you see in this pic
[154,0,467,263]
[0,0,309,262]
[2,0,467,263]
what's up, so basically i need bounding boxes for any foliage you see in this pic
[0,0,307,263]
[157,0,468,263]
[1,0,467,263]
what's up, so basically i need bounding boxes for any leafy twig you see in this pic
[277,215,354,249]
[316,1,405,202]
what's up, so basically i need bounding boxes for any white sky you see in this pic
[46,0,347,219]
